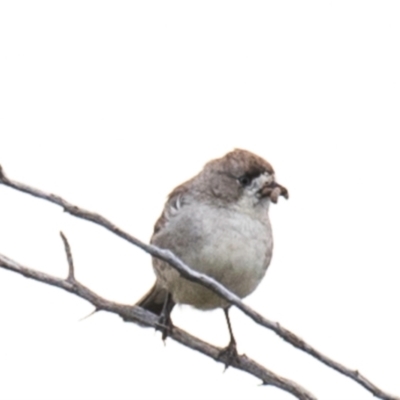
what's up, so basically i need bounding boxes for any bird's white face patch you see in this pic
[249,172,274,192]
[235,172,273,213]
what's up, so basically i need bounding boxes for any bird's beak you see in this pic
[260,181,289,204]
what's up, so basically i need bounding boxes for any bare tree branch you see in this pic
[0,164,398,400]
[0,251,316,400]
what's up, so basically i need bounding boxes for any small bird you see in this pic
[138,149,288,356]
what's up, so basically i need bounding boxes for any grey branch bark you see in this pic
[0,164,398,400]
[0,250,315,400]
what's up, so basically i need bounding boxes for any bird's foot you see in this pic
[218,339,239,370]
[154,292,174,342]
[155,313,173,342]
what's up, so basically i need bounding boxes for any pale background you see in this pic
[0,2,399,400]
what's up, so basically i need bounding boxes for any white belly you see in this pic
[152,203,273,309]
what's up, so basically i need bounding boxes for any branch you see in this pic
[0,164,398,400]
[0,251,316,400]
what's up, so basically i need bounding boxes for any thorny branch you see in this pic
[0,249,315,400]
[0,164,398,400]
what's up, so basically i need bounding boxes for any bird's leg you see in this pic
[218,307,239,368]
[156,292,175,341]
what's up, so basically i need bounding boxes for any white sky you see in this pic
[1,2,399,400]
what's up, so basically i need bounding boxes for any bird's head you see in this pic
[198,148,288,208]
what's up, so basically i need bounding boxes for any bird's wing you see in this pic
[152,180,193,236]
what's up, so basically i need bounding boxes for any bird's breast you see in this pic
[152,203,273,308]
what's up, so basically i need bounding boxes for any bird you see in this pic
[137,148,288,357]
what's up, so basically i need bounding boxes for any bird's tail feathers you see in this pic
[136,283,169,316]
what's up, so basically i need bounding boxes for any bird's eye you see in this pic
[238,175,252,187]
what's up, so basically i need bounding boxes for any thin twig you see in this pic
[0,166,398,400]
[60,231,75,281]
[0,253,316,400]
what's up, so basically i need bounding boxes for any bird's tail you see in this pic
[136,282,169,315]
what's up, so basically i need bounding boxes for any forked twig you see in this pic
[0,251,316,400]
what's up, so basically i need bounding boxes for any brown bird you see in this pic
[138,149,288,356]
